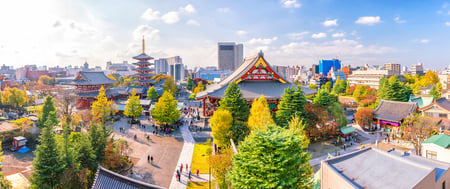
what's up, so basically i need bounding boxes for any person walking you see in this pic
[151,156,153,164]
[188,167,192,180]
[147,155,150,163]
[197,169,199,176]
[180,164,183,173]
[186,164,188,172]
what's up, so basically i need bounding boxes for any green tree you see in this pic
[89,122,107,162]
[31,119,64,188]
[382,76,412,102]
[437,82,443,93]
[308,84,318,90]
[76,134,97,170]
[147,86,159,99]
[313,89,334,109]
[229,124,312,188]
[124,88,143,121]
[37,95,58,128]
[151,91,181,126]
[330,102,347,127]
[163,76,178,96]
[230,120,250,145]
[353,85,369,102]
[430,85,441,99]
[210,110,233,148]
[218,82,250,121]
[248,95,274,131]
[321,81,332,93]
[0,142,10,188]
[187,76,193,90]
[276,86,307,127]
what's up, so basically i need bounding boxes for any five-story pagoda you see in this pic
[133,36,155,87]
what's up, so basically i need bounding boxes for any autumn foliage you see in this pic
[354,107,374,128]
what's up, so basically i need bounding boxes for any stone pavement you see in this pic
[169,118,196,189]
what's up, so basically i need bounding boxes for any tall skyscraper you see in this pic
[218,42,243,71]
[155,56,184,82]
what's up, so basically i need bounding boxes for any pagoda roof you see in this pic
[134,73,155,77]
[133,61,152,65]
[92,165,164,189]
[134,67,153,71]
[133,53,154,60]
[133,80,155,83]
[197,51,302,99]
[68,71,115,85]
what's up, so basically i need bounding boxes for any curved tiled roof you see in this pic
[373,100,418,122]
[68,71,115,85]
[92,165,165,189]
[133,53,154,60]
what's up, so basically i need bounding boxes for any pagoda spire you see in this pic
[142,36,145,54]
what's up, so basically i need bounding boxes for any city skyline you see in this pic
[1,0,450,70]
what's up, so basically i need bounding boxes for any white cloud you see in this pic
[312,32,327,39]
[161,11,180,24]
[323,19,338,27]
[133,25,160,40]
[446,22,450,26]
[420,39,430,44]
[217,8,230,13]
[281,0,301,8]
[180,4,196,14]
[287,32,309,40]
[186,19,200,26]
[141,8,160,21]
[394,16,406,24]
[236,30,247,36]
[332,32,345,38]
[355,16,381,25]
[247,37,278,45]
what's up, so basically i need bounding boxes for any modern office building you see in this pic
[218,42,243,71]
[158,56,185,83]
[319,59,341,76]
[154,58,169,74]
[194,67,231,81]
[411,63,424,75]
[347,70,400,89]
[384,63,401,75]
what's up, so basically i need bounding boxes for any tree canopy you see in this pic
[229,124,312,188]
[210,110,233,148]
[276,86,308,127]
[124,88,143,119]
[163,76,178,96]
[151,90,181,126]
[379,75,412,102]
[37,95,58,128]
[217,82,249,121]
[147,86,159,99]
[91,86,117,124]
[248,95,274,131]
[187,76,193,90]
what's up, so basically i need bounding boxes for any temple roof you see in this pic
[92,166,164,189]
[127,86,147,94]
[134,67,153,71]
[197,80,315,99]
[133,53,154,60]
[373,100,418,122]
[68,71,115,85]
[197,51,298,99]
[420,97,450,112]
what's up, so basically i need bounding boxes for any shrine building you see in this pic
[69,71,116,109]
[196,51,316,116]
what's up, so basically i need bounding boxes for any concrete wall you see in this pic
[413,168,450,189]
[320,162,358,189]
[422,143,450,163]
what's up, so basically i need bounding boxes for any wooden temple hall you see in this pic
[196,51,316,116]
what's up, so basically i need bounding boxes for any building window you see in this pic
[439,113,448,119]
[426,150,437,160]
[425,112,433,117]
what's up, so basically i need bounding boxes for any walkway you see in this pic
[169,118,195,189]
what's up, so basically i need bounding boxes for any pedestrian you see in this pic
[197,169,199,176]
[180,164,183,173]
[188,167,192,179]
[186,164,188,172]
[176,172,179,182]
[151,156,153,164]
[147,155,150,163]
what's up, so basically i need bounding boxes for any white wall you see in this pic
[422,143,450,163]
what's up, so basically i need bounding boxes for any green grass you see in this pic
[187,182,209,189]
[191,142,211,174]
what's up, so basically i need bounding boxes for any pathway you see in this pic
[169,118,195,189]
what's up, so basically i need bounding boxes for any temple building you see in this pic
[196,51,316,116]
[132,37,155,88]
[372,100,418,133]
[69,71,116,109]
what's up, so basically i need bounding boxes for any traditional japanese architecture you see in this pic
[132,36,155,88]
[373,100,418,133]
[419,97,450,119]
[69,71,115,109]
[92,165,164,189]
[196,51,316,116]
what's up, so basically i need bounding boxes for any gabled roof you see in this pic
[92,166,164,189]
[423,134,450,148]
[373,100,418,122]
[420,97,450,112]
[197,51,303,99]
[69,71,115,85]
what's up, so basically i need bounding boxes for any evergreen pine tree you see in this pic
[37,95,58,128]
[217,82,250,121]
[187,76,193,90]
[31,118,64,188]
[276,86,307,127]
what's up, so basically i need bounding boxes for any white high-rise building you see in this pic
[155,56,184,82]
[218,42,243,71]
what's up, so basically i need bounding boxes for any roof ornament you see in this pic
[258,50,264,57]
[142,35,145,54]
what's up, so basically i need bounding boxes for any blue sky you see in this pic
[0,0,449,70]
